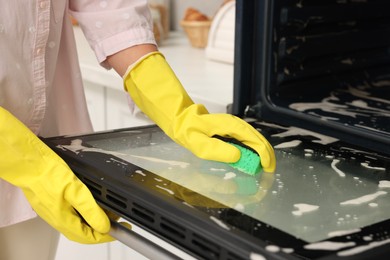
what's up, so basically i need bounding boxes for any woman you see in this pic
[0,1,275,259]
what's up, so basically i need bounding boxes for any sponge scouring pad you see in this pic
[228,142,262,175]
[214,135,262,175]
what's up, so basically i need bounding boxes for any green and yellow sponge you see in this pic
[215,135,262,175]
[228,142,262,175]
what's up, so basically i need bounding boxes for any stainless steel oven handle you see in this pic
[109,220,182,260]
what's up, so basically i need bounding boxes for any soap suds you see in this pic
[210,216,230,230]
[349,85,390,105]
[256,120,338,145]
[135,170,146,176]
[360,162,386,171]
[110,158,128,165]
[59,139,125,156]
[234,203,245,211]
[282,248,294,254]
[304,241,356,251]
[379,180,390,188]
[272,126,338,145]
[274,140,302,148]
[182,202,194,208]
[156,185,174,195]
[331,159,346,177]
[249,252,266,260]
[290,86,390,121]
[340,191,388,205]
[337,238,390,256]
[290,97,362,118]
[328,229,361,238]
[210,168,226,172]
[265,245,280,253]
[292,203,319,216]
[363,236,373,241]
[224,172,236,180]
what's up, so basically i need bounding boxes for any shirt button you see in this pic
[36,48,42,55]
[39,1,47,9]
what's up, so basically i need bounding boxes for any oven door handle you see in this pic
[109,220,182,260]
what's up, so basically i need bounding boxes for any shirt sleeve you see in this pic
[69,0,157,69]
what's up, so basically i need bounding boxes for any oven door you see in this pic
[43,123,390,260]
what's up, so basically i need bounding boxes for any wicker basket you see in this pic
[180,20,212,48]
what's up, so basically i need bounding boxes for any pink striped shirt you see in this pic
[0,0,156,227]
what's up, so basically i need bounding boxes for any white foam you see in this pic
[266,245,280,253]
[340,191,388,205]
[110,158,128,165]
[331,159,346,177]
[363,236,373,241]
[290,86,390,122]
[337,238,390,257]
[59,139,126,156]
[292,203,319,216]
[360,162,386,171]
[328,229,361,238]
[379,180,390,188]
[372,79,390,87]
[304,241,356,251]
[135,170,146,176]
[156,185,174,195]
[224,172,236,180]
[249,252,266,260]
[210,216,230,230]
[234,203,245,211]
[348,86,390,106]
[290,96,363,118]
[282,248,294,254]
[210,168,226,172]
[271,126,338,145]
[274,140,302,148]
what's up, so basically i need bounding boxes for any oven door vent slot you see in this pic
[160,217,186,241]
[106,190,127,209]
[81,177,102,196]
[191,233,220,259]
[131,203,155,224]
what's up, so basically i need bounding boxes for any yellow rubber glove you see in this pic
[124,52,276,172]
[0,107,113,244]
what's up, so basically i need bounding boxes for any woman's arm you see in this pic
[106,44,158,77]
